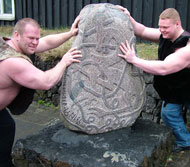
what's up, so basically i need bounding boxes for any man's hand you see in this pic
[116,5,130,17]
[61,47,82,67]
[118,40,136,63]
[70,16,80,36]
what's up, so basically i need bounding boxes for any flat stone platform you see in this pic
[13,118,173,167]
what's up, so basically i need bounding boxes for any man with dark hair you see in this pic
[0,17,82,166]
[117,6,190,153]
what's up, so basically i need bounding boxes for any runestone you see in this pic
[60,3,146,134]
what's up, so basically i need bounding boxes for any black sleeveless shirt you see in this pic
[153,31,190,104]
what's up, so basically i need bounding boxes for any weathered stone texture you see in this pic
[12,119,173,167]
[60,3,146,134]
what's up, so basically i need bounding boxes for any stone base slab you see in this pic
[12,119,174,167]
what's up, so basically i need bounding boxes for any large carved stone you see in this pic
[60,3,146,134]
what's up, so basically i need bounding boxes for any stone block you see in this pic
[12,119,173,167]
[60,3,146,134]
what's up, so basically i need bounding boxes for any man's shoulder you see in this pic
[182,30,190,37]
[0,37,10,52]
[0,39,33,64]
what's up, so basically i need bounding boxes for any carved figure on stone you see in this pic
[60,3,146,134]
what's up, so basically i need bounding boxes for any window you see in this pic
[0,0,15,20]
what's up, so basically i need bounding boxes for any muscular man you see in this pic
[0,17,82,166]
[117,6,190,153]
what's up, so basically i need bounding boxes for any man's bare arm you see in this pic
[116,5,161,43]
[118,40,190,75]
[36,16,80,53]
[5,48,82,90]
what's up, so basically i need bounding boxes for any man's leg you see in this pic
[0,109,15,167]
[161,102,190,151]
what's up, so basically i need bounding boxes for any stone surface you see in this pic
[12,119,173,167]
[13,101,61,143]
[33,57,161,124]
[60,3,146,134]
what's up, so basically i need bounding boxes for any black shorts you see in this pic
[0,108,15,167]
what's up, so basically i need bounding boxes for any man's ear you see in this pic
[176,20,181,27]
[13,31,20,41]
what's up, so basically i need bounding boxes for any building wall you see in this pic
[0,0,190,30]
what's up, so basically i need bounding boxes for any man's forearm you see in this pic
[129,16,160,42]
[132,57,167,75]
[129,17,146,37]
[41,31,73,50]
[42,61,67,90]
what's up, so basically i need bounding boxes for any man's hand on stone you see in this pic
[70,16,80,36]
[118,40,136,64]
[61,47,82,67]
[116,5,130,17]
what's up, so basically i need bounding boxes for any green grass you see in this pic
[0,26,13,37]
[136,42,158,60]
[0,26,158,61]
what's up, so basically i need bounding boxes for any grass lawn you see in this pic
[0,26,158,61]
[136,42,158,60]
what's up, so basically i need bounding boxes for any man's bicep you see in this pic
[35,38,47,53]
[6,58,45,89]
[36,36,54,53]
[164,49,190,73]
[143,28,160,42]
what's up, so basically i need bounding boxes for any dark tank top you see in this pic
[153,31,190,103]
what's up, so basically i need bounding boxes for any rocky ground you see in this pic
[165,150,190,167]
[164,111,190,167]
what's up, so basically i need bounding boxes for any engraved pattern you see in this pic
[60,3,146,134]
